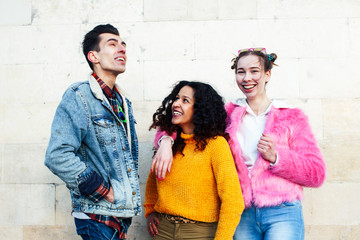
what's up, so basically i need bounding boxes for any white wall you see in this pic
[1,0,359,239]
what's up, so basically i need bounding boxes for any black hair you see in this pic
[149,81,228,155]
[231,50,278,73]
[82,24,119,70]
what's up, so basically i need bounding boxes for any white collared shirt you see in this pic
[235,99,291,174]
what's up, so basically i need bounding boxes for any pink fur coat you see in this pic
[225,102,326,208]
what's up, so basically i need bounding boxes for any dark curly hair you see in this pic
[149,81,228,155]
[231,50,278,73]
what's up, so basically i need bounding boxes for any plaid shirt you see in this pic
[92,73,127,127]
[87,181,110,202]
[85,73,131,239]
[87,213,132,239]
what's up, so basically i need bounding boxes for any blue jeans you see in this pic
[233,201,304,240]
[74,218,122,240]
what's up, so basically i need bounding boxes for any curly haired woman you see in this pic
[144,81,244,240]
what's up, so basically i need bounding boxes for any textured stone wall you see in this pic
[1,0,359,239]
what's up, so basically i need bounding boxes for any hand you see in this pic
[104,187,114,203]
[151,138,173,180]
[257,133,277,163]
[147,212,159,237]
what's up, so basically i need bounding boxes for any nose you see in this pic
[243,72,251,82]
[117,44,126,54]
[172,99,180,108]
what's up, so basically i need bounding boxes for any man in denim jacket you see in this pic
[45,24,141,240]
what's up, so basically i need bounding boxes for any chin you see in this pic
[118,68,126,73]
[114,69,126,76]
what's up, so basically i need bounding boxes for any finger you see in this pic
[257,146,268,153]
[153,223,158,234]
[148,221,155,235]
[257,143,268,150]
[261,134,274,143]
[156,160,165,180]
[259,136,272,144]
[258,140,268,146]
[167,157,173,173]
[160,162,167,180]
[154,157,161,178]
[154,216,160,226]
[258,139,273,148]
[147,222,153,236]
[155,158,161,178]
[151,157,157,172]
[150,222,158,235]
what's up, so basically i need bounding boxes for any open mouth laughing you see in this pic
[242,84,256,90]
[173,109,182,117]
[115,56,126,62]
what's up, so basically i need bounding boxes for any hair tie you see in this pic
[268,54,274,61]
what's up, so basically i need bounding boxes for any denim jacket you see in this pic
[45,75,141,217]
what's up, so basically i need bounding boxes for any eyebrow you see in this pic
[237,66,261,70]
[106,38,118,43]
[176,94,192,100]
[183,95,193,101]
[106,38,126,46]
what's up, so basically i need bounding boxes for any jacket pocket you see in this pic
[92,117,116,145]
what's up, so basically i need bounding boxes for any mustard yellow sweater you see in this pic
[144,133,244,240]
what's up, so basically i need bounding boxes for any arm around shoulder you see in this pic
[151,129,177,179]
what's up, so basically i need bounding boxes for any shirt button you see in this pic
[128,168,132,172]
[132,191,136,195]
[123,147,126,151]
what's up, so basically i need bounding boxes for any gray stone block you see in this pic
[2,143,61,184]
[0,0,31,25]
[0,184,55,225]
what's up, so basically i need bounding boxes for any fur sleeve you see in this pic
[270,109,326,187]
[153,129,177,148]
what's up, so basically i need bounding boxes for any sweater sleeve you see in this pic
[143,171,158,218]
[211,137,245,240]
[270,109,326,187]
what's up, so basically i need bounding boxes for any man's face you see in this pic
[92,33,127,75]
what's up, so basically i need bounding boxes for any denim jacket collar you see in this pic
[89,74,132,149]
[89,75,127,102]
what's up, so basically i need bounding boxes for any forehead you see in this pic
[178,86,194,97]
[98,33,123,44]
[237,54,262,69]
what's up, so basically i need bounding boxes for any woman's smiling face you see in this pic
[171,86,195,134]
[236,54,271,100]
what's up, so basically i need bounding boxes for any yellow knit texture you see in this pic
[144,133,244,240]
